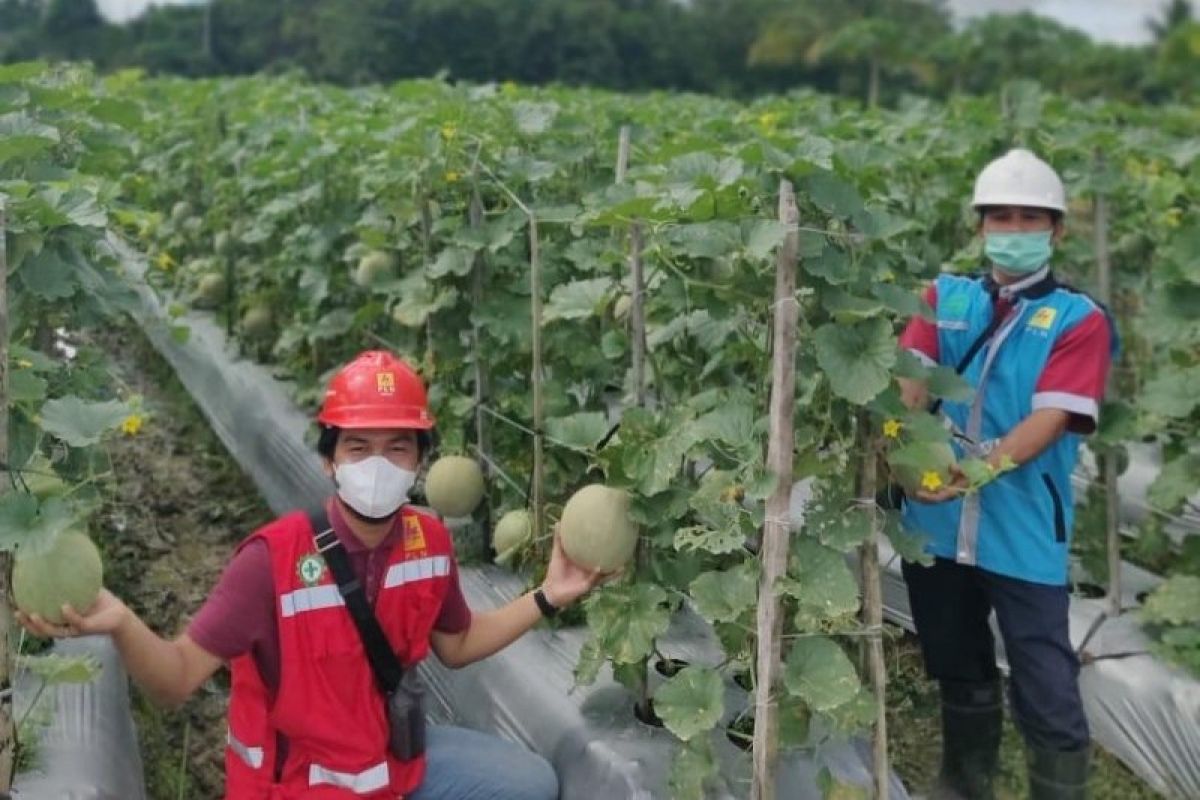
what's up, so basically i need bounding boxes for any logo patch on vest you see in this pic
[296,553,326,586]
[403,515,426,553]
[942,294,969,316]
[1028,307,1057,330]
[376,371,396,395]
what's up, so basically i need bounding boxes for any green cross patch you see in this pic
[297,554,326,586]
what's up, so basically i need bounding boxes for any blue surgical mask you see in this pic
[984,231,1054,274]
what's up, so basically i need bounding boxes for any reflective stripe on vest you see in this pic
[309,760,390,793]
[280,583,344,618]
[227,730,265,769]
[383,555,451,589]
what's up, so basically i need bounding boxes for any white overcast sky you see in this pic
[96,0,1188,44]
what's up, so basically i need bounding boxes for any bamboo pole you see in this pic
[857,414,889,800]
[529,215,545,544]
[0,200,15,791]
[751,180,800,800]
[470,189,491,553]
[1094,174,1121,617]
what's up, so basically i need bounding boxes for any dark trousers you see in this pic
[902,557,1090,752]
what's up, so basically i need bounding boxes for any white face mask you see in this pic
[333,456,416,519]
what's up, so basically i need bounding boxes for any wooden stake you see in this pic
[1094,174,1121,617]
[616,127,648,410]
[470,189,492,553]
[529,214,545,543]
[0,200,15,791]
[857,413,889,800]
[751,180,800,800]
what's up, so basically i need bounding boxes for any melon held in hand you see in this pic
[560,484,638,572]
[14,530,104,624]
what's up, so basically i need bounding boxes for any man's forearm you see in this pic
[989,408,1070,469]
[442,593,544,668]
[111,613,193,708]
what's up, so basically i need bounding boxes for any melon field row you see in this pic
[3,62,1199,794]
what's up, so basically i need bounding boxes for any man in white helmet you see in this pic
[895,149,1116,799]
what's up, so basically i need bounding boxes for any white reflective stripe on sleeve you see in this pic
[1032,391,1098,421]
[280,584,344,618]
[309,760,390,793]
[227,731,265,770]
[383,555,451,589]
[906,347,938,367]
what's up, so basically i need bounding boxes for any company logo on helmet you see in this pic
[376,371,396,395]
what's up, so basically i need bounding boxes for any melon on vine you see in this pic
[14,531,103,624]
[214,231,234,256]
[354,251,397,288]
[560,484,638,572]
[612,294,632,323]
[493,509,532,565]
[888,441,958,496]
[194,272,227,308]
[425,456,485,518]
[241,306,273,340]
[170,201,193,225]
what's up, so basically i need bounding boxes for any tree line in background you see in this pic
[2,0,1199,104]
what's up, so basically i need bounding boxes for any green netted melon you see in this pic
[23,455,65,500]
[354,251,398,288]
[888,441,958,496]
[492,510,532,565]
[194,272,227,308]
[170,201,193,225]
[241,306,273,340]
[612,294,633,323]
[560,484,638,572]
[14,531,103,624]
[214,231,234,256]
[425,456,485,518]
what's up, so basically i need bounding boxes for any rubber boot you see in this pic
[1027,745,1089,800]
[929,680,1003,800]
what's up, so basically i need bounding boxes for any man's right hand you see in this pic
[16,589,131,639]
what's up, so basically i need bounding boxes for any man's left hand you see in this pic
[541,527,619,609]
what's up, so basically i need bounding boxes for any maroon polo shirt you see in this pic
[187,500,472,692]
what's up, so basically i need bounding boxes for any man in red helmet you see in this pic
[19,350,607,799]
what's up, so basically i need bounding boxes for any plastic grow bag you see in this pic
[118,241,909,798]
[11,637,146,800]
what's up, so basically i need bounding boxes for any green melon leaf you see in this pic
[583,583,670,665]
[653,666,725,741]
[689,562,759,624]
[814,318,896,405]
[40,396,133,448]
[783,636,861,712]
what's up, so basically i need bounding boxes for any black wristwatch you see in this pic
[533,587,559,618]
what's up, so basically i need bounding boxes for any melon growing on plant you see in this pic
[242,305,273,339]
[170,200,193,224]
[214,231,233,256]
[612,294,632,323]
[493,509,532,565]
[194,272,227,308]
[13,531,103,624]
[354,250,397,288]
[560,484,637,572]
[425,456,485,518]
[888,441,958,496]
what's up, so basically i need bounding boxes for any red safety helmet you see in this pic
[317,351,435,430]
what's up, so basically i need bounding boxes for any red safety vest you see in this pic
[223,507,453,799]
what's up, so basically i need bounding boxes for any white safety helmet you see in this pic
[971,148,1066,213]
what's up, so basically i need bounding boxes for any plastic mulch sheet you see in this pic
[12,637,146,800]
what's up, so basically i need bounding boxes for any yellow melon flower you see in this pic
[920,471,944,492]
[121,414,145,436]
[882,419,903,439]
